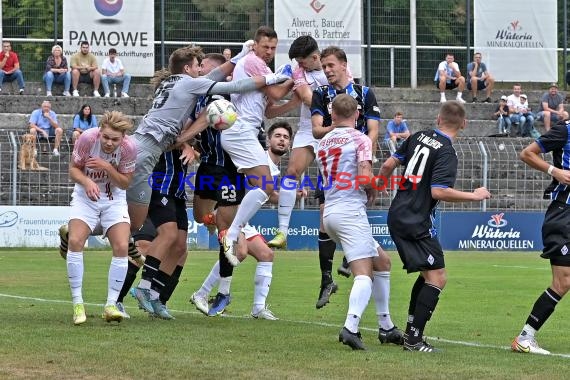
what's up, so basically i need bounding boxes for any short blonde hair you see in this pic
[51,45,63,54]
[99,111,133,134]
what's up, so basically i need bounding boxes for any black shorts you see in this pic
[434,81,458,90]
[391,232,445,273]
[148,192,188,231]
[132,217,157,242]
[466,80,486,91]
[541,201,570,266]
[78,73,93,84]
[314,188,325,205]
[194,162,245,207]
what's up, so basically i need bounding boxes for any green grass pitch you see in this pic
[0,249,568,379]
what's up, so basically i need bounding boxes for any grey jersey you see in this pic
[136,67,257,150]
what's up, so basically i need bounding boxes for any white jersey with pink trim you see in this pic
[71,128,137,201]
[230,52,272,132]
[292,65,328,131]
[317,127,372,213]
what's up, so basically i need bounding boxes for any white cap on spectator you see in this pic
[520,94,527,99]
[500,95,507,101]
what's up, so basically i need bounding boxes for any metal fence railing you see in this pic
[2,0,570,87]
[0,129,552,212]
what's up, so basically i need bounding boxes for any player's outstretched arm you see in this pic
[521,141,570,185]
[431,186,490,202]
[177,111,209,145]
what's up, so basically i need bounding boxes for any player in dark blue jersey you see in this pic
[131,147,189,320]
[311,46,382,309]
[512,119,570,355]
[380,100,490,352]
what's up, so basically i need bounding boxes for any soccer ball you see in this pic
[206,99,238,130]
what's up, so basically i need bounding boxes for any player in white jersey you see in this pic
[219,26,294,265]
[317,94,383,350]
[266,35,328,249]
[64,111,137,325]
[126,44,292,236]
[191,122,295,319]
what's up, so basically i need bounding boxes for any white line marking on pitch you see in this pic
[2,292,569,359]
[492,265,549,271]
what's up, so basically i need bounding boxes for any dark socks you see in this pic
[406,275,426,334]
[141,255,161,283]
[160,265,183,305]
[525,287,561,331]
[406,283,441,344]
[318,231,336,285]
[219,243,235,278]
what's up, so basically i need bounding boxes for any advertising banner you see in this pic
[274,0,362,78]
[474,0,557,82]
[63,0,154,76]
[439,211,543,251]
[0,206,210,249]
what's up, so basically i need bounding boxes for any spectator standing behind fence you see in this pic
[71,104,98,144]
[384,111,410,148]
[434,53,466,104]
[101,48,131,98]
[29,100,63,157]
[43,45,71,97]
[493,95,511,135]
[0,41,25,95]
[466,52,494,103]
[70,41,101,97]
[537,83,569,132]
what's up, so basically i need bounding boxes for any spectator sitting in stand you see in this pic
[518,94,539,138]
[71,104,98,144]
[434,53,466,103]
[536,82,569,132]
[466,52,494,103]
[507,83,526,136]
[384,111,410,149]
[0,41,25,95]
[29,100,63,156]
[70,41,101,97]
[43,45,71,97]
[101,48,131,98]
[493,95,511,135]
[223,48,232,61]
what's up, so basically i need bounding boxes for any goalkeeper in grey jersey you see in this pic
[126,44,292,233]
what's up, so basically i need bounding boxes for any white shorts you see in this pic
[220,124,267,172]
[242,223,263,241]
[69,195,130,236]
[323,210,377,263]
[292,127,319,153]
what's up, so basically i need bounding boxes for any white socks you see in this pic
[345,275,372,333]
[372,271,395,330]
[252,262,273,314]
[219,276,233,295]
[198,260,220,298]
[67,251,84,305]
[107,256,128,306]
[520,324,537,339]
[277,178,298,235]
[227,188,268,241]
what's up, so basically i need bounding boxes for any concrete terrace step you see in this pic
[268,116,546,138]
[0,113,144,130]
[0,96,153,116]
[1,81,155,98]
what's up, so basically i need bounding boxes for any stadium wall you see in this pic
[0,207,544,252]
